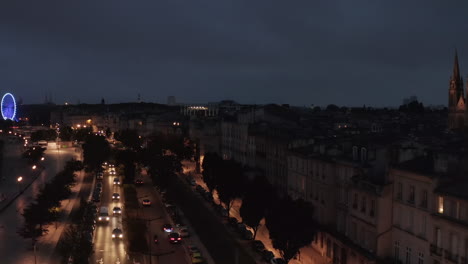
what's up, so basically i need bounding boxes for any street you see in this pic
[91,171,127,264]
[0,139,80,264]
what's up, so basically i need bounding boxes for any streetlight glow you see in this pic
[32,165,37,170]
[17,176,23,182]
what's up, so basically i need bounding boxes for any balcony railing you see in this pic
[430,244,443,256]
[460,256,467,264]
[444,250,459,263]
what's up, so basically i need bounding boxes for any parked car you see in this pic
[252,240,265,252]
[262,250,275,262]
[228,217,238,227]
[178,227,190,238]
[271,258,287,264]
[242,229,253,240]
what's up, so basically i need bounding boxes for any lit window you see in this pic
[438,196,444,214]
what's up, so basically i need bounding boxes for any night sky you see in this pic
[1,1,468,107]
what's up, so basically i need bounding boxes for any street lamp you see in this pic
[32,165,37,170]
[17,176,23,192]
[17,176,23,182]
[41,157,45,161]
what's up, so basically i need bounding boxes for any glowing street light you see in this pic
[32,165,37,170]
[41,157,45,161]
[17,176,23,182]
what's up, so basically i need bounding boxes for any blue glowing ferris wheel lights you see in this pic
[1,93,16,121]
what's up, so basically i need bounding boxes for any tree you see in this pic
[59,126,73,141]
[240,176,274,239]
[326,104,339,112]
[216,160,245,215]
[266,197,317,262]
[115,129,141,150]
[74,127,92,142]
[116,149,137,184]
[82,134,110,171]
[202,152,223,194]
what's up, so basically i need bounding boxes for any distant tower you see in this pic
[448,50,466,130]
[167,96,176,106]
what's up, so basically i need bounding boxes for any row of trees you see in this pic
[18,159,83,250]
[30,127,94,143]
[57,198,95,264]
[202,152,317,263]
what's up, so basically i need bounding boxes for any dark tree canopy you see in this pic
[266,198,317,262]
[82,134,110,171]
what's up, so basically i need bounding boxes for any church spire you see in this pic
[453,49,461,81]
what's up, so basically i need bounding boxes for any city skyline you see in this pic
[1,1,468,106]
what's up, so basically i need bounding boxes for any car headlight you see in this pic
[99,217,102,220]
[106,217,110,220]
[112,234,115,238]
[119,234,123,238]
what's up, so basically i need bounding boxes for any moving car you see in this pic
[142,199,151,206]
[135,178,144,186]
[112,228,123,239]
[113,206,122,215]
[112,193,120,200]
[113,177,120,185]
[97,207,110,223]
[168,232,182,244]
[162,224,173,233]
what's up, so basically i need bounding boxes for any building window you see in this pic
[370,199,375,217]
[438,196,444,214]
[420,190,427,208]
[353,193,358,209]
[406,247,411,264]
[394,241,400,262]
[420,215,426,238]
[361,147,367,161]
[353,146,358,160]
[326,239,332,257]
[435,227,441,248]
[417,252,424,264]
[408,186,415,204]
[361,196,367,213]
[397,183,403,200]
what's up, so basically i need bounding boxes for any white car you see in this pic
[113,206,122,215]
[113,178,120,185]
[112,228,123,239]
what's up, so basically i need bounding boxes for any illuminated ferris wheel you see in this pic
[1,93,16,121]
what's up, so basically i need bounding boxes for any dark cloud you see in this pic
[0,0,467,106]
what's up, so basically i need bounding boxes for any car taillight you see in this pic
[178,238,181,240]
[170,238,174,240]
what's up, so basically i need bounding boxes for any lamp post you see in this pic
[17,176,23,192]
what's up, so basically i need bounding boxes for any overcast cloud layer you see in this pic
[0,0,467,106]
